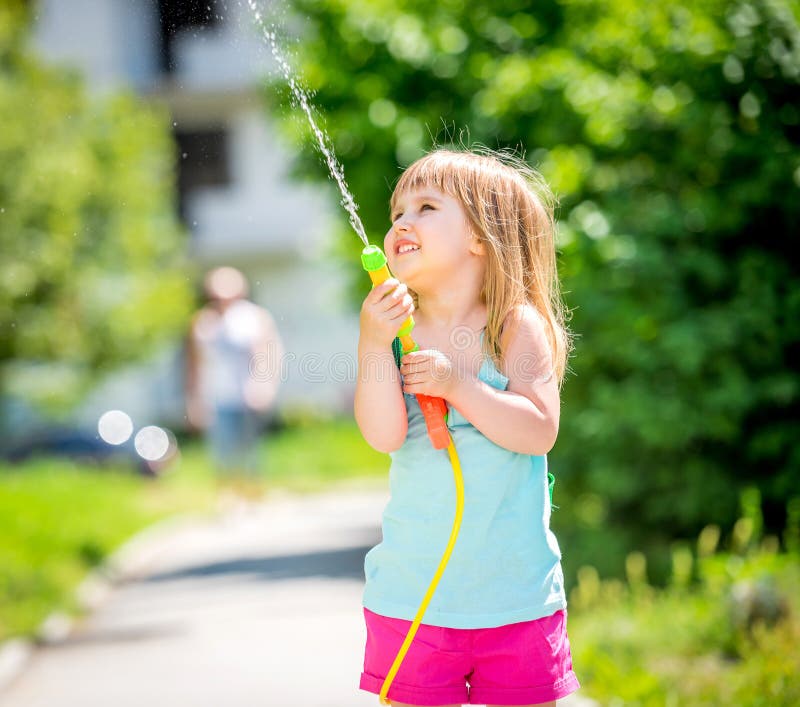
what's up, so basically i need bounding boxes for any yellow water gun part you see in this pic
[361,245,450,450]
[361,245,465,705]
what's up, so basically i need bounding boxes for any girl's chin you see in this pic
[388,256,420,280]
[390,255,444,293]
[396,271,433,295]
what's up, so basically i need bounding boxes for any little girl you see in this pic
[355,148,579,707]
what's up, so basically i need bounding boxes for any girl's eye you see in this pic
[420,203,434,211]
[391,212,402,222]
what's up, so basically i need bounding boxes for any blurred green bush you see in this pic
[569,489,799,705]
[262,0,800,565]
[0,455,218,642]
[0,1,193,418]
[0,417,386,641]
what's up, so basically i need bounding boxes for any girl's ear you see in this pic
[469,233,486,256]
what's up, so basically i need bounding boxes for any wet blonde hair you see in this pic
[390,148,574,388]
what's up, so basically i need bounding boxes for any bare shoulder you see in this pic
[499,304,555,387]
[498,304,560,448]
[501,304,549,340]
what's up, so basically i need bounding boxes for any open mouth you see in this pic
[396,242,420,256]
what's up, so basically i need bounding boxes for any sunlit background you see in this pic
[1,0,798,705]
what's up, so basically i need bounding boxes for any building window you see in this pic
[157,0,221,74]
[174,128,231,222]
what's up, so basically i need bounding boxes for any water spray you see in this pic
[248,0,369,246]
[247,5,465,703]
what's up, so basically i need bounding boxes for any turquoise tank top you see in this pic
[362,341,567,629]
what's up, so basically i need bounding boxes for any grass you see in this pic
[5,418,796,706]
[0,456,216,642]
[241,416,388,491]
[568,535,800,706]
[0,416,388,643]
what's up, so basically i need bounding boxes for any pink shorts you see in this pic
[360,608,580,706]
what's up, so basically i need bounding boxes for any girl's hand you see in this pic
[400,349,461,398]
[359,278,414,349]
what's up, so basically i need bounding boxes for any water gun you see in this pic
[360,244,464,705]
[360,245,450,449]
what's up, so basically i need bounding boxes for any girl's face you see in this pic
[384,186,484,289]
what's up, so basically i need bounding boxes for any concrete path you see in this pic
[0,485,594,707]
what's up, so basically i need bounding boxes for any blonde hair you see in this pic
[390,148,574,388]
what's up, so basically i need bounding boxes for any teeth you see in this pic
[398,244,419,254]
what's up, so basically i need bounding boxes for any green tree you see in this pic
[264,0,800,577]
[0,3,193,416]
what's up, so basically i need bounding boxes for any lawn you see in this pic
[0,416,388,642]
[3,418,797,707]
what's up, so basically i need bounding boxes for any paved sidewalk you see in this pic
[1,485,595,707]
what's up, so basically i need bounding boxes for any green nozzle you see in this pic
[361,244,387,272]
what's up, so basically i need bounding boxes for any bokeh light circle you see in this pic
[134,426,170,461]
[97,410,134,445]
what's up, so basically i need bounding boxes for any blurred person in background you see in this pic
[185,266,283,482]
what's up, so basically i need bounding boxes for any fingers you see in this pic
[360,278,414,348]
[363,279,414,321]
[399,360,427,375]
[400,352,432,366]
[388,298,414,320]
[400,352,435,378]
[366,278,403,305]
[379,286,412,315]
[402,377,430,394]
[400,351,452,391]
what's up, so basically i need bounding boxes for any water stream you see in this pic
[246,0,370,247]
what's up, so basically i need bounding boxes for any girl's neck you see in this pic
[411,254,487,329]
[415,287,486,331]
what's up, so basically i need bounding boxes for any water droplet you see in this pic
[245,0,368,245]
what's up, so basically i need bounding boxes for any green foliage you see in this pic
[0,456,217,641]
[0,417,385,640]
[263,414,389,489]
[569,510,800,705]
[262,0,800,551]
[176,413,389,492]
[0,5,193,414]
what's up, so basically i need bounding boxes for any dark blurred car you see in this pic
[1,427,174,477]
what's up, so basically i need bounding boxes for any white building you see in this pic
[31,0,362,428]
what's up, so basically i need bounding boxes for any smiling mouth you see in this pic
[396,244,420,255]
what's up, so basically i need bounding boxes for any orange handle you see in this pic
[416,394,450,449]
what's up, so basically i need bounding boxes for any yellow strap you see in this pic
[379,437,464,705]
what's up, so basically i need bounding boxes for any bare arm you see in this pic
[245,308,284,412]
[354,279,414,453]
[401,306,559,456]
